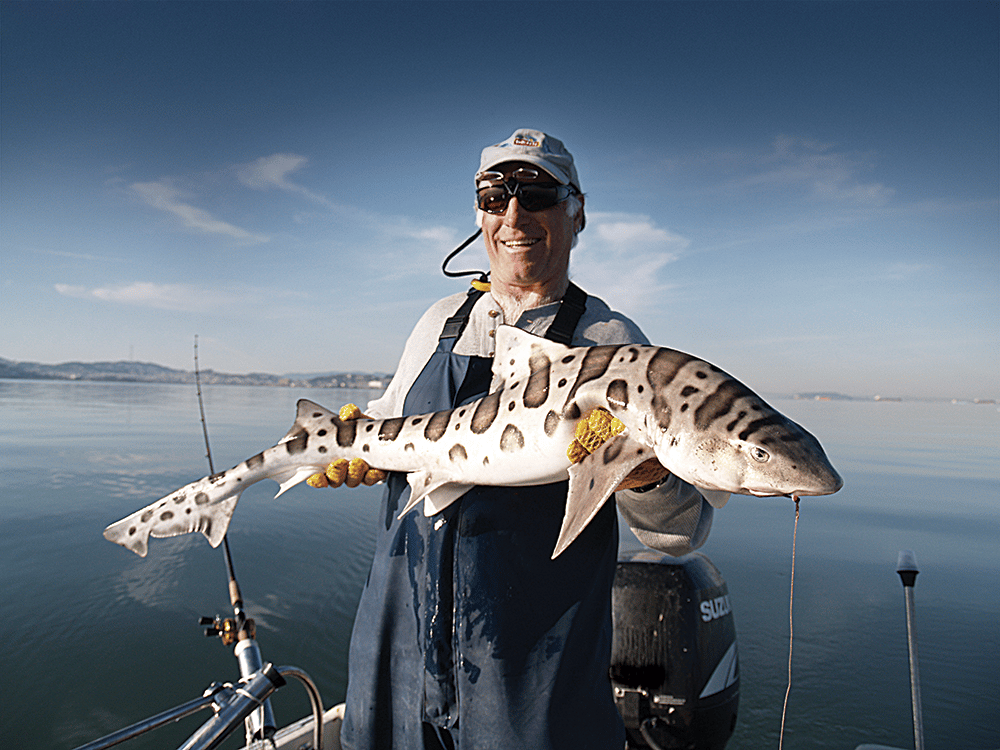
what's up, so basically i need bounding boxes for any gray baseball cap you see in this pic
[477,129,581,192]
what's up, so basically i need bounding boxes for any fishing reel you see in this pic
[199,614,256,646]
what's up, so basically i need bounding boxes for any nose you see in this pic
[502,196,527,226]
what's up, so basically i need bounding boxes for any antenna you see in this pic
[896,550,924,750]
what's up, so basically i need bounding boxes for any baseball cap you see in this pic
[477,129,581,192]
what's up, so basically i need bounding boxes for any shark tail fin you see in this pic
[103,490,242,557]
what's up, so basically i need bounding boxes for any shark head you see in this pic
[642,349,844,499]
[654,414,843,498]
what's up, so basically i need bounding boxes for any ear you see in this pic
[576,193,586,233]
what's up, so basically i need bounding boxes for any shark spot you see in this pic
[312,411,323,418]
[128,526,136,536]
[544,410,560,437]
[471,390,501,434]
[483,456,490,465]
[561,355,576,364]
[738,415,783,441]
[589,478,595,490]
[523,350,551,408]
[565,401,581,421]
[458,409,467,417]
[335,417,358,447]
[285,429,308,454]
[366,424,375,432]
[246,453,265,469]
[318,429,328,436]
[696,371,708,380]
[726,411,748,432]
[186,508,192,514]
[173,494,186,504]
[694,379,756,431]
[606,379,628,410]
[411,417,423,425]
[141,510,153,522]
[405,442,415,451]
[424,409,454,442]
[319,446,328,453]
[680,385,699,398]
[558,378,567,388]
[508,401,515,410]
[626,347,640,362]
[637,385,644,393]
[362,444,370,453]
[500,424,524,452]
[379,417,405,441]
[602,439,624,464]
[160,511,174,521]
[449,444,468,461]
[195,492,210,505]
[566,345,618,402]
[680,403,689,413]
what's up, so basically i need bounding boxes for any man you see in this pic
[327,130,719,750]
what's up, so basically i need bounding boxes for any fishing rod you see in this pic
[194,335,278,743]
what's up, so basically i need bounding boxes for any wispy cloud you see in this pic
[131,181,270,243]
[675,135,896,206]
[53,281,304,313]
[237,153,335,208]
[572,212,688,313]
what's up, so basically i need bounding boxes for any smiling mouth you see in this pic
[500,238,541,249]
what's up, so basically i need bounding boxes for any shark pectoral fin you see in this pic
[700,489,730,509]
[422,484,473,516]
[552,436,650,559]
[398,472,469,518]
[274,466,325,497]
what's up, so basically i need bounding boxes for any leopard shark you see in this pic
[103,326,842,559]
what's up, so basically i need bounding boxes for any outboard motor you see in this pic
[611,550,739,750]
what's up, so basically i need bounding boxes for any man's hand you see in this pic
[306,404,388,489]
[567,408,670,492]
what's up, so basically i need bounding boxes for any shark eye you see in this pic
[750,446,770,463]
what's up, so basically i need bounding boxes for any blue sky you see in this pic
[2,1,997,399]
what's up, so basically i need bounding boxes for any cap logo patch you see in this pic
[513,136,541,147]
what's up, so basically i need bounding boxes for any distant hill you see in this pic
[0,357,391,389]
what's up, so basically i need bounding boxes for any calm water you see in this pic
[1,379,997,749]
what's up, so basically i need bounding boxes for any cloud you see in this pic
[681,135,896,206]
[237,153,335,208]
[131,181,269,243]
[571,212,689,313]
[52,281,309,314]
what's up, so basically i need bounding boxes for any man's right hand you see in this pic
[306,404,388,489]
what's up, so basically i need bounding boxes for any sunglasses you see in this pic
[475,169,576,215]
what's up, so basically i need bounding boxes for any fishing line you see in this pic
[778,495,800,750]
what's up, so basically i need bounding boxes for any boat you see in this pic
[73,550,741,750]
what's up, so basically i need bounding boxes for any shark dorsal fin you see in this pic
[492,325,573,384]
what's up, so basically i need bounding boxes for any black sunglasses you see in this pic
[476,170,576,215]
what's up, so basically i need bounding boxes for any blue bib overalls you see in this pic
[341,286,625,750]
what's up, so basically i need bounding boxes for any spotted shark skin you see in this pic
[103,326,842,558]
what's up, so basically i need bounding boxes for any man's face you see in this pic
[478,161,583,292]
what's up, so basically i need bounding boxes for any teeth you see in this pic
[502,239,539,247]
